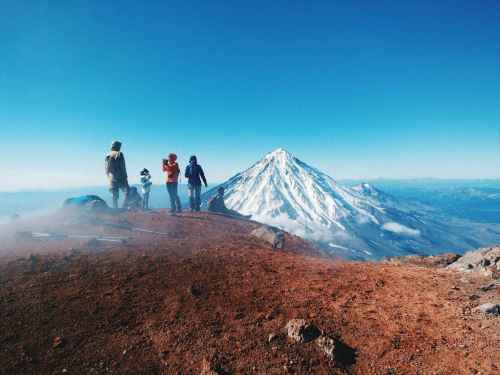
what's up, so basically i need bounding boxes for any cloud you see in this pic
[381,222,420,237]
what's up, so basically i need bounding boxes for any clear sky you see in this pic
[2,0,500,190]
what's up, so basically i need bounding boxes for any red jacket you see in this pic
[162,161,180,183]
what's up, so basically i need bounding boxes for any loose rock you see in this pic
[475,303,500,316]
[268,333,278,343]
[480,283,497,292]
[52,336,64,349]
[285,319,320,343]
[251,225,285,250]
[317,335,336,361]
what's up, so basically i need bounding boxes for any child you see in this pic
[140,168,152,210]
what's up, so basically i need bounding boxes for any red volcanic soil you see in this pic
[1,210,500,374]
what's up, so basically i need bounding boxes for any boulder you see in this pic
[285,319,320,343]
[63,195,109,212]
[251,225,285,250]
[475,303,500,316]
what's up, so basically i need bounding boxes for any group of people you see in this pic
[104,140,245,218]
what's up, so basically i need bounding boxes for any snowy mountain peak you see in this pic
[266,147,291,156]
[204,149,390,247]
[262,148,295,164]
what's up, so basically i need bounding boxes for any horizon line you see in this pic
[2,177,500,193]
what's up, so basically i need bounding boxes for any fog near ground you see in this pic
[0,184,214,221]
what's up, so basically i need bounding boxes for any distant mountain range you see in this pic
[203,149,500,259]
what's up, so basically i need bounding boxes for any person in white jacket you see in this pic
[140,168,152,210]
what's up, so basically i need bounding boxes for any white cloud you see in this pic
[381,222,420,237]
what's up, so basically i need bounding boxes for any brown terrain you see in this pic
[1,210,500,375]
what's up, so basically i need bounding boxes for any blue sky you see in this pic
[1,0,500,190]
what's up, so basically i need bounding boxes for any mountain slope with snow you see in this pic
[203,149,500,259]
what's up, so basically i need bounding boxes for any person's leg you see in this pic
[121,184,130,209]
[167,184,176,213]
[188,185,195,211]
[173,183,182,212]
[111,187,119,209]
[195,185,202,211]
[144,192,149,209]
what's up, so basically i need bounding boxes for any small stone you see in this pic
[200,358,220,375]
[480,283,497,292]
[265,311,275,320]
[285,319,320,343]
[189,285,202,297]
[52,336,64,349]
[268,333,278,343]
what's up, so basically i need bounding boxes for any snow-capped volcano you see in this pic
[203,149,500,259]
[211,148,384,237]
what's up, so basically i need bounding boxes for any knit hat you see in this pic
[140,168,149,176]
[168,153,177,162]
[111,140,122,151]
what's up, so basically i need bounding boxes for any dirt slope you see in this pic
[0,211,499,374]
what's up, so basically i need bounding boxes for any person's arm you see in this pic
[105,156,110,176]
[200,166,207,187]
[121,154,128,179]
[185,165,190,179]
[162,161,168,172]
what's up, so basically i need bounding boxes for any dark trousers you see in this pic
[142,192,150,210]
[111,184,129,209]
[166,183,181,212]
[188,184,202,211]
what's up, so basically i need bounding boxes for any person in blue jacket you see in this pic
[185,155,207,211]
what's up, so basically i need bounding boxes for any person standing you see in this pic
[162,153,182,213]
[185,155,207,212]
[105,140,129,209]
[140,168,152,210]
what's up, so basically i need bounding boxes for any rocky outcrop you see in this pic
[389,253,461,268]
[447,246,500,278]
